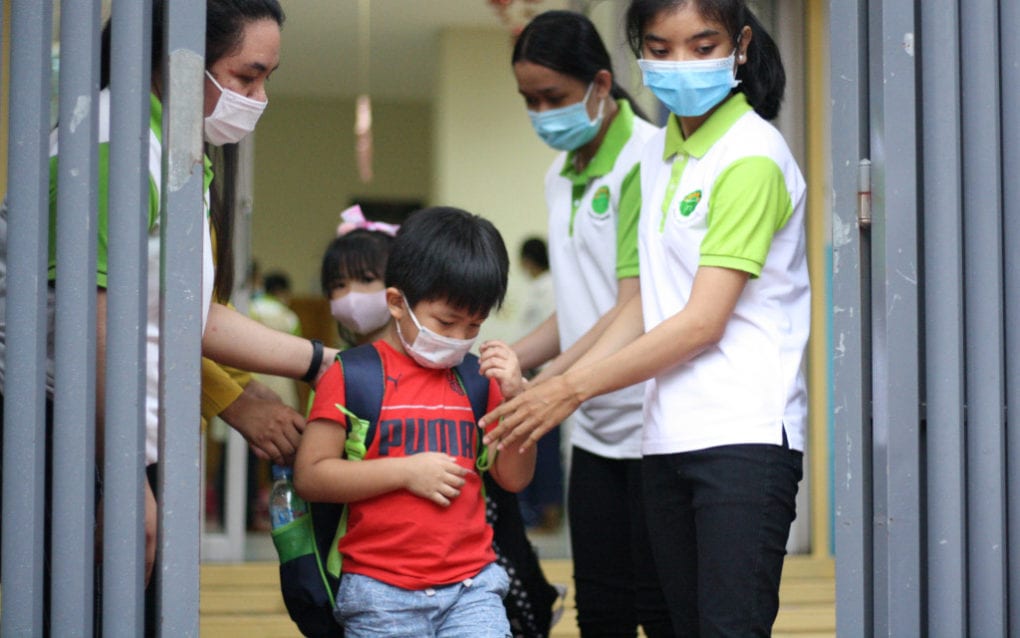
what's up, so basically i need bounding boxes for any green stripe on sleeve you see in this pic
[700,156,792,278]
[615,163,642,279]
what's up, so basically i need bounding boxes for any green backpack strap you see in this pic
[321,345,383,590]
[454,353,495,472]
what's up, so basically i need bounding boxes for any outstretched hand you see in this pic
[478,374,580,453]
[403,452,469,507]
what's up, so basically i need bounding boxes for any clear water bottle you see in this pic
[269,465,307,529]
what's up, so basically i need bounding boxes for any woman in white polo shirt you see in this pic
[509,10,672,637]
[487,1,809,634]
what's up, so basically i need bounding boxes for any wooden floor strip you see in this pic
[200,556,835,637]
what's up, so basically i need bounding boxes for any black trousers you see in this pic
[0,394,55,634]
[568,447,674,638]
[642,442,803,637]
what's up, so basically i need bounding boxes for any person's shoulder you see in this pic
[631,115,662,143]
[724,111,791,159]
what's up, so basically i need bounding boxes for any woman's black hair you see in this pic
[513,10,651,122]
[520,237,549,271]
[320,230,395,297]
[386,207,509,317]
[625,0,785,120]
[99,0,285,302]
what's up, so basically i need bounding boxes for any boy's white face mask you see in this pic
[204,70,267,146]
[395,295,476,369]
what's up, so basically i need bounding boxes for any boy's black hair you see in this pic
[513,10,650,122]
[320,230,395,297]
[386,207,509,317]
[625,0,786,120]
[520,237,549,271]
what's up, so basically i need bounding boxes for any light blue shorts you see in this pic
[335,561,511,638]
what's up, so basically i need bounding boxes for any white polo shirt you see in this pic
[545,100,658,459]
[636,93,810,455]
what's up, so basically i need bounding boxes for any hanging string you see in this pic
[355,0,373,183]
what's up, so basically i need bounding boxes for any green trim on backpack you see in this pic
[270,514,316,563]
[325,403,369,585]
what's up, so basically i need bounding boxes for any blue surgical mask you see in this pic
[527,82,605,151]
[638,51,740,117]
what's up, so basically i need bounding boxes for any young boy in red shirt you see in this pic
[294,207,535,637]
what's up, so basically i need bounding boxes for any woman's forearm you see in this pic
[202,303,335,382]
[511,313,560,371]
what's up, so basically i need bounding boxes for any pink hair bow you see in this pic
[336,205,400,237]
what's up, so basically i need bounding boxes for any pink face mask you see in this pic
[330,290,391,336]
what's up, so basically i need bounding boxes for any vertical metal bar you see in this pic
[961,2,1007,635]
[155,1,205,634]
[1002,0,1020,631]
[102,0,153,635]
[51,1,101,633]
[869,0,923,634]
[830,0,872,634]
[1,1,53,635]
[920,3,967,635]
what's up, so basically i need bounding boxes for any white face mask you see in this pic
[204,71,267,146]
[395,295,477,369]
[330,290,391,336]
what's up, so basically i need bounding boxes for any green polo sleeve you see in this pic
[615,163,642,279]
[700,156,792,278]
[48,141,160,289]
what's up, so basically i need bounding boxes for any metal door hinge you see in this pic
[857,159,872,229]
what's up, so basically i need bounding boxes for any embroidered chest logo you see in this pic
[678,190,702,218]
[386,373,402,389]
[590,185,611,216]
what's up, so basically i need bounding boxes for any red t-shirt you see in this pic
[307,340,502,590]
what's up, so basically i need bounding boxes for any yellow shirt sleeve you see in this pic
[201,357,245,423]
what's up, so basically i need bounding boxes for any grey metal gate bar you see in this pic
[1,1,53,634]
[961,0,1007,633]
[919,0,966,635]
[2,0,208,633]
[102,0,154,634]
[868,0,923,634]
[51,0,101,633]
[155,0,206,634]
[1002,0,1020,631]
[834,0,1020,634]
[830,0,871,634]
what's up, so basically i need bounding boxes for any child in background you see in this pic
[320,206,399,348]
[296,207,536,637]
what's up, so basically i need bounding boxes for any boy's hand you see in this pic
[403,453,469,507]
[479,340,525,399]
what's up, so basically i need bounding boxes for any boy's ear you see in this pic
[385,287,405,320]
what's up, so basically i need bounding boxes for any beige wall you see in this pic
[433,27,557,344]
[251,97,432,295]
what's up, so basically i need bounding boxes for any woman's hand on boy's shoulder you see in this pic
[478,340,525,400]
